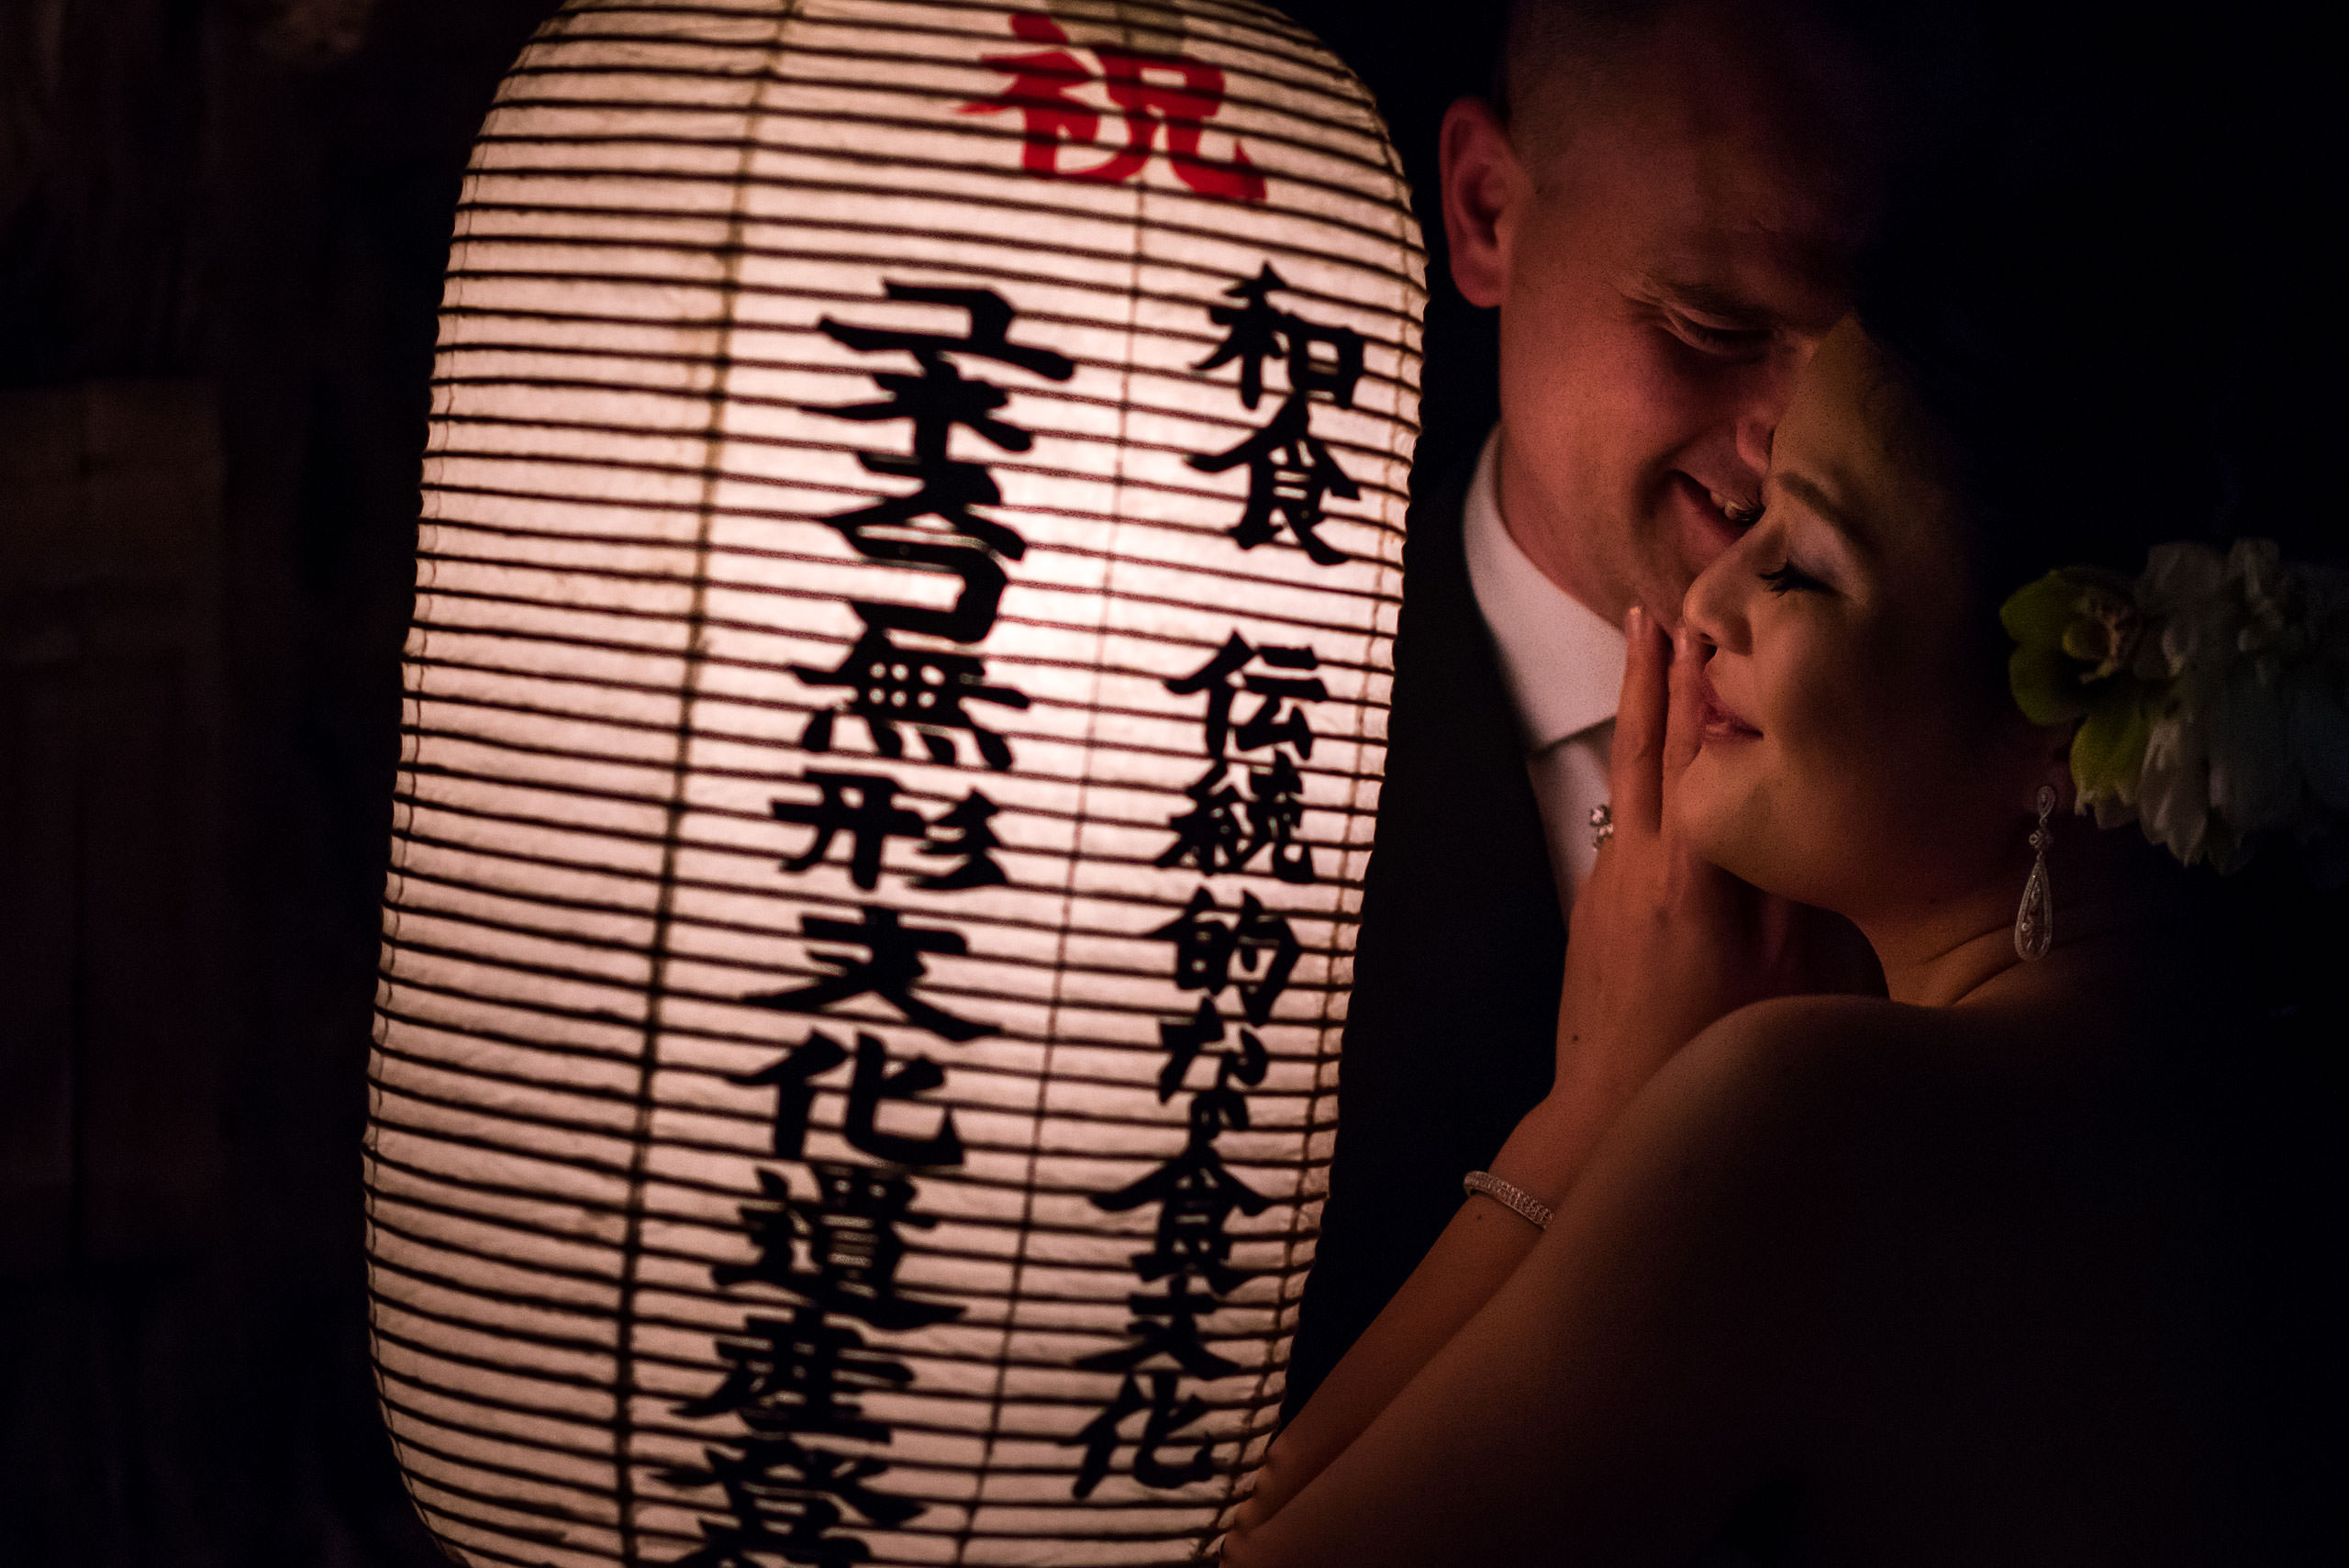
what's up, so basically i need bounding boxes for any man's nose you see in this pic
[1732,406,1775,480]
[1729,350,1800,483]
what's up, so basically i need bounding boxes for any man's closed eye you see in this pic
[1668,314,1774,358]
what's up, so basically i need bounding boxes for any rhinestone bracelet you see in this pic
[1463,1169,1553,1231]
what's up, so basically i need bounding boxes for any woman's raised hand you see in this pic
[1541,608,1817,1157]
[1218,610,1876,1567]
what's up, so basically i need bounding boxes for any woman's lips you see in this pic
[1695,665,1761,742]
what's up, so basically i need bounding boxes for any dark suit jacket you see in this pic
[1286,462,1566,1415]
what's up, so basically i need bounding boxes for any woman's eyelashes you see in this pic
[1758,560,1830,595]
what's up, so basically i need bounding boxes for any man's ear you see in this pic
[1440,96,1520,310]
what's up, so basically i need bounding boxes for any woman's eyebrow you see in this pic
[1778,471,1869,548]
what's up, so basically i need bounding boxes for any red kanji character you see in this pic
[1084,47,1264,202]
[961,11,1101,177]
[963,12,1266,203]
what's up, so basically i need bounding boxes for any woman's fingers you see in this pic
[1661,620,1707,784]
[1610,604,1669,836]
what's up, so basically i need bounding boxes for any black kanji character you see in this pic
[817,282,1076,388]
[731,1031,851,1161]
[1187,397,1359,566]
[1092,1077,1270,1295]
[1151,892,1306,1028]
[822,446,1024,563]
[1154,764,1247,877]
[911,789,1008,891]
[1064,1370,1217,1498]
[674,1304,910,1442]
[1193,265,1363,410]
[843,528,1010,647]
[1194,264,1365,408]
[802,284,1073,648]
[713,1164,963,1332]
[1164,632,1326,762]
[794,624,1030,773]
[1243,752,1314,884]
[791,1161,963,1330]
[1150,888,1235,994]
[667,1431,918,1568]
[1146,888,1299,1026]
[1152,995,1223,1103]
[842,1031,963,1169]
[1075,1276,1240,1380]
[729,1030,963,1168]
[1193,266,1289,410]
[665,1431,924,1556]
[748,904,997,1042]
[669,1507,865,1568]
[1129,1372,1219,1489]
[772,772,929,892]
[1230,894,1299,1024]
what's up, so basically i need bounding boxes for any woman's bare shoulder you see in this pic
[1675,992,2005,1116]
[1588,994,2001,1225]
[1567,996,1944,1237]
[1650,994,1948,1121]
[1705,991,1961,1060]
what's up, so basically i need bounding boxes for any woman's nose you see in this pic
[1681,540,1750,655]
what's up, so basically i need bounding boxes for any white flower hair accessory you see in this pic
[2002,539,2349,879]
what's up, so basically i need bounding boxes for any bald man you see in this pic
[1289,0,1902,1416]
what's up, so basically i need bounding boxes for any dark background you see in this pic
[0,3,1503,1562]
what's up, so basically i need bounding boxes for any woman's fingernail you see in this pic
[1626,604,1643,636]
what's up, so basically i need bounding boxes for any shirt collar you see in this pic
[1461,427,1627,753]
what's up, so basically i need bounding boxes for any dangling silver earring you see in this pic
[2014,784,2056,961]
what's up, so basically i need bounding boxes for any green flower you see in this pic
[2001,570,2160,811]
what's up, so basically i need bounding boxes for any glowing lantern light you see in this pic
[365,2,1422,1562]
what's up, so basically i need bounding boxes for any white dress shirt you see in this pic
[1460,428,1627,911]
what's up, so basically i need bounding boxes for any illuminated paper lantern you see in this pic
[365,2,1421,1562]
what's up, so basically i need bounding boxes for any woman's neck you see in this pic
[1855,827,2193,1009]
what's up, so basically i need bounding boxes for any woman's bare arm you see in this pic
[1225,999,1860,1568]
[1230,614,1832,1544]
[1233,1090,1610,1535]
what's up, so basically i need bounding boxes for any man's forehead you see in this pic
[1515,0,1885,147]
[1521,0,1885,249]
[1561,84,1873,332]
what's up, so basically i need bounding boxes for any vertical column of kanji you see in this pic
[634,262,1079,1565]
[1066,264,1386,1527]
[925,5,1419,1558]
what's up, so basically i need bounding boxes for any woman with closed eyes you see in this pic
[1219,125,2340,1566]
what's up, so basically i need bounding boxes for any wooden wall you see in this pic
[2,6,563,1562]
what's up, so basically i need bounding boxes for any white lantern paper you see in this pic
[365,2,1422,1563]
